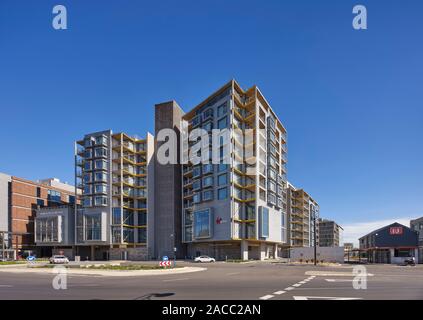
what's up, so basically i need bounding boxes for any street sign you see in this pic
[26,256,36,262]
[390,227,403,235]
[159,261,172,267]
[163,256,169,261]
[174,247,177,252]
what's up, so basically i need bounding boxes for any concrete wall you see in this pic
[0,173,11,234]
[290,246,344,263]
[109,247,148,261]
[154,101,185,259]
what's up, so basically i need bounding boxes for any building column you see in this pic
[241,240,249,261]
[90,245,95,261]
[273,244,278,259]
[259,243,266,261]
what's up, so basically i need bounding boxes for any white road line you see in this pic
[259,295,275,300]
[273,291,286,295]
[299,281,307,284]
[292,283,302,287]
[226,272,240,276]
[293,296,362,301]
[285,287,294,291]
[162,278,190,282]
[0,285,13,288]
[325,279,354,283]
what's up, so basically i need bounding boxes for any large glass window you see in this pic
[218,187,228,200]
[194,209,212,239]
[94,196,107,206]
[95,184,107,194]
[47,190,61,204]
[193,179,201,191]
[203,176,214,188]
[203,190,214,201]
[112,208,121,224]
[94,147,108,158]
[85,214,101,241]
[35,217,59,243]
[218,163,228,172]
[217,103,227,117]
[260,207,270,238]
[218,173,227,186]
[217,116,228,130]
[192,166,201,178]
[193,193,201,204]
[203,164,213,175]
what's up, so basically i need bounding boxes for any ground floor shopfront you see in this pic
[366,247,419,264]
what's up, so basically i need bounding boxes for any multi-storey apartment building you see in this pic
[318,218,343,247]
[0,173,75,254]
[75,130,154,260]
[287,183,319,248]
[180,80,288,260]
[410,217,423,264]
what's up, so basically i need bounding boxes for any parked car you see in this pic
[49,255,69,264]
[403,257,416,266]
[194,256,216,263]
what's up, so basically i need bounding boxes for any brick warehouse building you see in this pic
[0,173,76,255]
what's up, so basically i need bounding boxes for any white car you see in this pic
[49,255,69,264]
[194,256,216,263]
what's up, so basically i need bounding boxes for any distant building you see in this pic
[286,183,319,248]
[410,217,423,264]
[0,173,76,254]
[359,222,419,264]
[344,242,354,252]
[318,219,343,247]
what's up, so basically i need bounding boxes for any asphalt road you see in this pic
[0,262,422,300]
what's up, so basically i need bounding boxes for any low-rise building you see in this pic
[359,222,419,264]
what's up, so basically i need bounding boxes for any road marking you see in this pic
[305,271,373,277]
[299,281,307,284]
[259,295,274,300]
[0,285,13,288]
[285,287,294,291]
[226,272,240,276]
[292,283,302,287]
[325,279,354,283]
[293,296,362,301]
[162,278,190,282]
[273,291,286,295]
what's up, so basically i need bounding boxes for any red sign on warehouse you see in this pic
[390,227,403,235]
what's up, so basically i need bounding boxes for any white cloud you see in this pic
[341,217,413,247]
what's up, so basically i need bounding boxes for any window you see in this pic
[84,173,92,183]
[203,176,214,188]
[260,207,270,238]
[194,209,212,239]
[138,228,147,243]
[268,168,276,181]
[85,149,92,158]
[35,217,59,243]
[84,185,92,194]
[95,160,107,170]
[95,172,107,182]
[193,166,201,178]
[94,196,108,206]
[218,164,228,172]
[95,136,107,146]
[203,164,213,175]
[218,187,228,200]
[218,173,227,186]
[94,147,108,158]
[85,214,101,241]
[193,179,201,191]
[83,197,92,207]
[193,193,201,204]
[36,199,44,207]
[217,103,227,117]
[95,184,107,194]
[203,108,213,121]
[268,181,276,193]
[217,116,228,130]
[84,161,92,171]
[112,208,121,224]
[203,190,214,201]
[48,190,61,203]
[36,187,41,198]
[268,193,276,205]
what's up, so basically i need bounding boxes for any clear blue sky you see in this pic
[1,0,422,231]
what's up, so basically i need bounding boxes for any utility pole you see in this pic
[313,206,317,266]
[1,231,5,261]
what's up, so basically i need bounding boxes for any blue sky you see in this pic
[1,0,422,243]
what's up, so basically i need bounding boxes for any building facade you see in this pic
[180,80,289,260]
[410,217,423,264]
[0,173,75,254]
[318,218,343,247]
[286,183,319,248]
[359,222,419,264]
[75,130,154,260]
